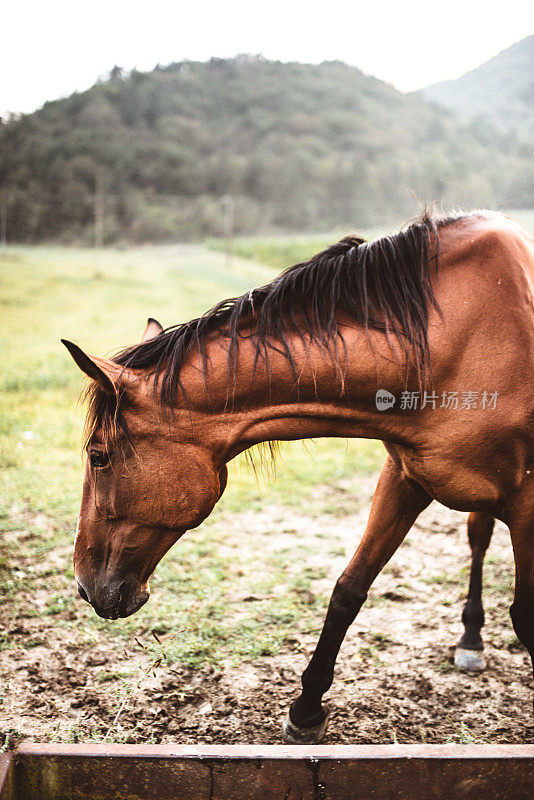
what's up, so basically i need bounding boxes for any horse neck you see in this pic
[177,326,418,463]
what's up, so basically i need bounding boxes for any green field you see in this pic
[0,238,386,742]
[211,209,534,272]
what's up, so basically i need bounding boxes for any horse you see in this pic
[63,210,534,743]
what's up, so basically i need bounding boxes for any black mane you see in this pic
[86,212,459,449]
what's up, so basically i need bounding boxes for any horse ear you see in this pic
[142,318,163,343]
[61,340,119,395]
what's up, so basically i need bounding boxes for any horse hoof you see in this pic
[454,647,486,671]
[282,709,330,744]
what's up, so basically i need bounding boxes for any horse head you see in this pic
[63,319,226,619]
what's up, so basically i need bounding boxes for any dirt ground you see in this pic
[1,481,533,746]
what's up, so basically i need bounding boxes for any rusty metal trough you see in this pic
[0,743,532,799]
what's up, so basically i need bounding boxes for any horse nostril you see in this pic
[118,580,131,611]
[77,581,89,603]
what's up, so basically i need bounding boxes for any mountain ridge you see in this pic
[0,55,532,243]
[419,35,534,137]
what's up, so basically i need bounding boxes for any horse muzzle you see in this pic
[76,576,150,619]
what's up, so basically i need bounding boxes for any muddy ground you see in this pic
[1,481,533,746]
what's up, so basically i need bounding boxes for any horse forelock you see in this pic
[82,381,129,455]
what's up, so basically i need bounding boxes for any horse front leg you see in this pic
[455,511,495,671]
[283,457,431,743]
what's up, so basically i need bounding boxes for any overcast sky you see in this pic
[2,0,533,117]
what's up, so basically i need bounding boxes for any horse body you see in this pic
[389,214,534,514]
[64,210,534,741]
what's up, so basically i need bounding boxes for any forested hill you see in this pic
[1,56,532,243]
[420,36,534,137]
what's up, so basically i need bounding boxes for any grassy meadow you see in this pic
[0,237,386,741]
[210,209,534,271]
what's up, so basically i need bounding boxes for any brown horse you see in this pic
[63,211,534,742]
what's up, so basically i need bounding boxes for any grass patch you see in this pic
[209,225,389,272]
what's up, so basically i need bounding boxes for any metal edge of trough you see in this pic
[10,743,534,800]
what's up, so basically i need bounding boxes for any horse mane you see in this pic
[85,211,462,452]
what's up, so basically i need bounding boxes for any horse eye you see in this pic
[89,450,110,469]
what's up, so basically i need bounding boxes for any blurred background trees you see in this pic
[0,48,533,243]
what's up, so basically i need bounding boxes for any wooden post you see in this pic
[0,190,6,252]
[94,168,105,274]
[221,195,234,270]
